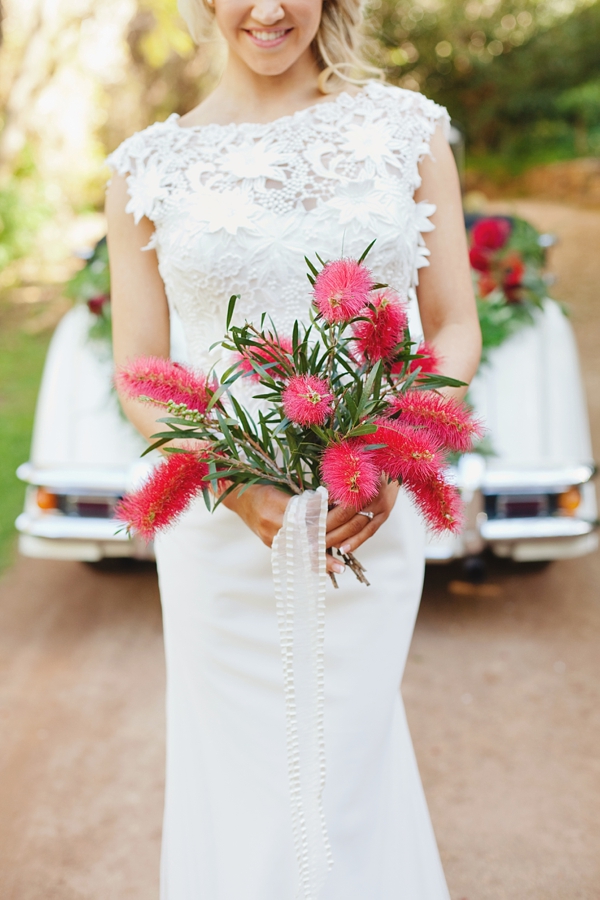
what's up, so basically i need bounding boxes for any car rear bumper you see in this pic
[16,512,154,562]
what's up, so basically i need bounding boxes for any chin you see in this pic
[247,58,301,77]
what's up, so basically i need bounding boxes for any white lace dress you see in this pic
[108,81,451,900]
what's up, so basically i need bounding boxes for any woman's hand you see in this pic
[224,478,400,578]
[223,484,291,549]
[325,476,400,573]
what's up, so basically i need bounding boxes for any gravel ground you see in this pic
[0,200,598,900]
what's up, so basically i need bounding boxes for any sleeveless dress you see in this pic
[107,81,451,900]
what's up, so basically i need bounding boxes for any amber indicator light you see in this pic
[36,487,58,510]
[557,486,581,515]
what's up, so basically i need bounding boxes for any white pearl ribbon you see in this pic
[272,487,333,899]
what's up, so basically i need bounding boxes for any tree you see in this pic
[368,0,600,157]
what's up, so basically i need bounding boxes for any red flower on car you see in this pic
[469,246,492,272]
[471,217,511,251]
[478,273,497,297]
[87,294,110,316]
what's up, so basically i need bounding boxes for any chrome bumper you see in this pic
[480,516,595,541]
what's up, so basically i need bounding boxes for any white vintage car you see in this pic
[16,224,598,568]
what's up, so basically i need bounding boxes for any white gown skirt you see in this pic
[154,489,450,900]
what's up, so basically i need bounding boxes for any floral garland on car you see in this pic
[64,238,112,346]
[467,215,553,361]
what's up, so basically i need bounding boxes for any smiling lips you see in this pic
[245,27,292,47]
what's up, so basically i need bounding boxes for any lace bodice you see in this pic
[107,81,449,371]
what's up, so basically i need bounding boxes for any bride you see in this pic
[106,0,481,896]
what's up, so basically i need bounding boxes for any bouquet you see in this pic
[116,247,483,585]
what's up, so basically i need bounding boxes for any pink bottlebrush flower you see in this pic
[115,451,209,541]
[282,374,333,426]
[321,439,381,509]
[391,341,441,379]
[116,356,210,414]
[312,258,373,323]
[236,335,294,382]
[367,419,443,483]
[387,391,484,453]
[352,289,408,362]
[409,341,441,376]
[406,472,463,534]
[471,217,511,251]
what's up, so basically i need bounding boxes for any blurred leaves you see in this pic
[0,171,51,272]
[136,0,195,66]
[369,0,600,166]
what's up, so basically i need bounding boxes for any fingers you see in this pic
[337,513,383,555]
[326,552,345,576]
[325,511,372,549]
[326,504,358,532]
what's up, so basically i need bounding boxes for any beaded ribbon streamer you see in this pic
[272,487,333,899]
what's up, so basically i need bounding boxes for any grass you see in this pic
[0,303,52,573]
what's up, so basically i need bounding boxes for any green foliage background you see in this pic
[370,0,600,170]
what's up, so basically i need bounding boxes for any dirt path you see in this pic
[0,201,599,899]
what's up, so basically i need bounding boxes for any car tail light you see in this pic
[486,493,554,519]
[51,494,121,519]
[36,487,58,510]
[485,486,584,520]
[557,486,581,515]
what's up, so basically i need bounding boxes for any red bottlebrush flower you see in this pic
[478,273,497,297]
[471,217,511,251]
[406,472,463,534]
[352,289,408,362]
[408,341,441,376]
[367,419,443,483]
[320,440,381,509]
[87,294,110,316]
[115,451,209,541]
[469,246,492,272]
[236,335,294,382]
[312,258,373,323]
[391,341,441,379]
[387,391,484,454]
[282,374,333,426]
[116,356,210,414]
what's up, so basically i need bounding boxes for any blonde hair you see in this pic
[177,0,382,92]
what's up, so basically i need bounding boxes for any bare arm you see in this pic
[414,124,482,399]
[106,172,172,441]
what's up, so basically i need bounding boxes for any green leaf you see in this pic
[304,255,319,277]
[206,382,229,412]
[215,410,239,457]
[357,239,376,264]
[347,422,378,437]
[226,294,239,330]
[141,436,172,456]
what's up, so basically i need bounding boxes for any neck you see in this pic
[212,48,324,123]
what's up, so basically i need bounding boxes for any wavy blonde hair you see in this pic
[177,0,382,92]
